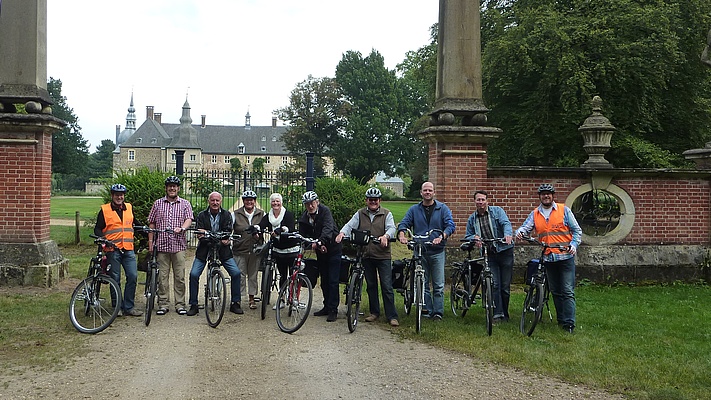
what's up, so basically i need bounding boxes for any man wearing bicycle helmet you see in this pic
[515,184,582,333]
[336,187,399,327]
[464,190,514,323]
[232,190,265,310]
[298,190,342,322]
[397,182,456,321]
[147,176,194,315]
[94,183,141,317]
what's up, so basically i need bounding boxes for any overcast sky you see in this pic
[46,1,439,151]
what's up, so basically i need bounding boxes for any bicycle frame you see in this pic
[401,228,443,334]
[274,232,316,334]
[133,225,174,326]
[253,230,279,320]
[342,232,386,333]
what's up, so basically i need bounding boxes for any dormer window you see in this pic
[151,138,157,144]
[136,138,142,144]
[238,143,245,154]
[272,136,277,141]
[261,136,266,142]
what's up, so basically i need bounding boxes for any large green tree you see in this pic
[47,77,89,175]
[481,0,711,168]
[87,139,115,179]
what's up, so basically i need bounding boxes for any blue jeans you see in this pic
[422,250,445,317]
[545,257,576,327]
[189,257,242,306]
[363,258,398,321]
[317,249,342,313]
[489,247,514,320]
[106,249,138,312]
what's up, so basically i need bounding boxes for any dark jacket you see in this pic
[298,203,342,254]
[258,209,300,254]
[195,207,233,262]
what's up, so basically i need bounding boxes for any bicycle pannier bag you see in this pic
[136,250,149,273]
[350,229,370,246]
[525,259,540,285]
[391,259,406,289]
[339,256,354,283]
[303,258,318,285]
[469,260,484,282]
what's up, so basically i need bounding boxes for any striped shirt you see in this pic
[148,196,194,253]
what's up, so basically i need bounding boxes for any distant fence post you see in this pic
[305,152,314,191]
[75,211,80,244]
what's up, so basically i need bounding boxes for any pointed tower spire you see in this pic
[170,96,200,148]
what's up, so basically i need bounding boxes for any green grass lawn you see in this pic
[50,196,102,220]
[382,200,416,223]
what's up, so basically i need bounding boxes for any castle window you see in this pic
[128,150,135,161]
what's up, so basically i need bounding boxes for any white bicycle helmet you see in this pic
[365,187,382,198]
[302,191,319,203]
[537,183,555,194]
[242,190,257,199]
[110,183,127,193]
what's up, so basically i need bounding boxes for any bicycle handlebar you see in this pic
[519,236,570,252]
[133,225,176,234]
[280,232,319,245]
[185,228,241,241]
[459,237,507,251]
[342,235,396,245]
[89,234,122,253]
[401,228,444,242]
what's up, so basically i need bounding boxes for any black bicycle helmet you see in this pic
[165,176,181,186]
[537,183,555,194]
[110,183,127,193]
[365,187,382,198]
[242,190,257,199]
[302,191,319,203]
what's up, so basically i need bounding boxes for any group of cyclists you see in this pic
[95,176,581,333]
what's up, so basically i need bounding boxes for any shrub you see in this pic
[105,168,175,225]
[314,177,367,228]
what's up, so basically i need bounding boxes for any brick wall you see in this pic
[0,129,52,243]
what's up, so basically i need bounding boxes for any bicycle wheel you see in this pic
[483,275,494,336]
[143,266,158,326]
[346,271,362,333]
[415,273,424,334]
[69,275,121,334]
[404,262,414,315]
[260,263,273,320]
[276,274,313,334]
[520,281,544,336]
[205,268,227,328]
[450,268,470,317]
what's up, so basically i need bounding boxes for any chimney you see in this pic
[272,116,277,128]
[146,106,154,120]
[201,115,206,128]
[115,125,120,144]
[154,113,162,124]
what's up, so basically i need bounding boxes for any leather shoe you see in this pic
[389,319,399,327]
[123,308,143,317]
[326,311,338,322]
[186,305,199,316]
[364,314,378,322]
[230,303,244,314]
[313,308,329,316]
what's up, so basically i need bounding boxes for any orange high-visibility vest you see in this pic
[101,203,134,251]
[533,203,572,255]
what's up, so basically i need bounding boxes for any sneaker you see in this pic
[364,314,379,322]
[186,305,199,316]
[230,303,244,314]
[313,308,329,316]
[123,308,143,317]
[272,303,285,310]
[326,311,338,322]
[389,319,400,327]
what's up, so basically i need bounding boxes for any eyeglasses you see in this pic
[367,198,380,202]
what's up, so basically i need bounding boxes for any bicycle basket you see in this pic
[339,256,354,284]
[391,259,406,289]
[525,259,540,285]
[136,251,149,273]
[350,229,370,246]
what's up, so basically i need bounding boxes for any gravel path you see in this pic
[0,288,624,400]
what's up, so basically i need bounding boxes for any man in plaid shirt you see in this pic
[148,176,194,315]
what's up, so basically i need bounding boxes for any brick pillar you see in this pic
[0,113,68,286]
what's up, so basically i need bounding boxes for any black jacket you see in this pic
[195,207,233,262]
[297,203,342,254]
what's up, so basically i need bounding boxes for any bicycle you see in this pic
[186,228,240,328]
[400,228,444,334]
[250,226,280,320]
[133,225,175,326]
[451,237,506,336]
[341,230,392,333]
[274,232,317,334]
[519,236,570,336]
[69,235,123,334]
